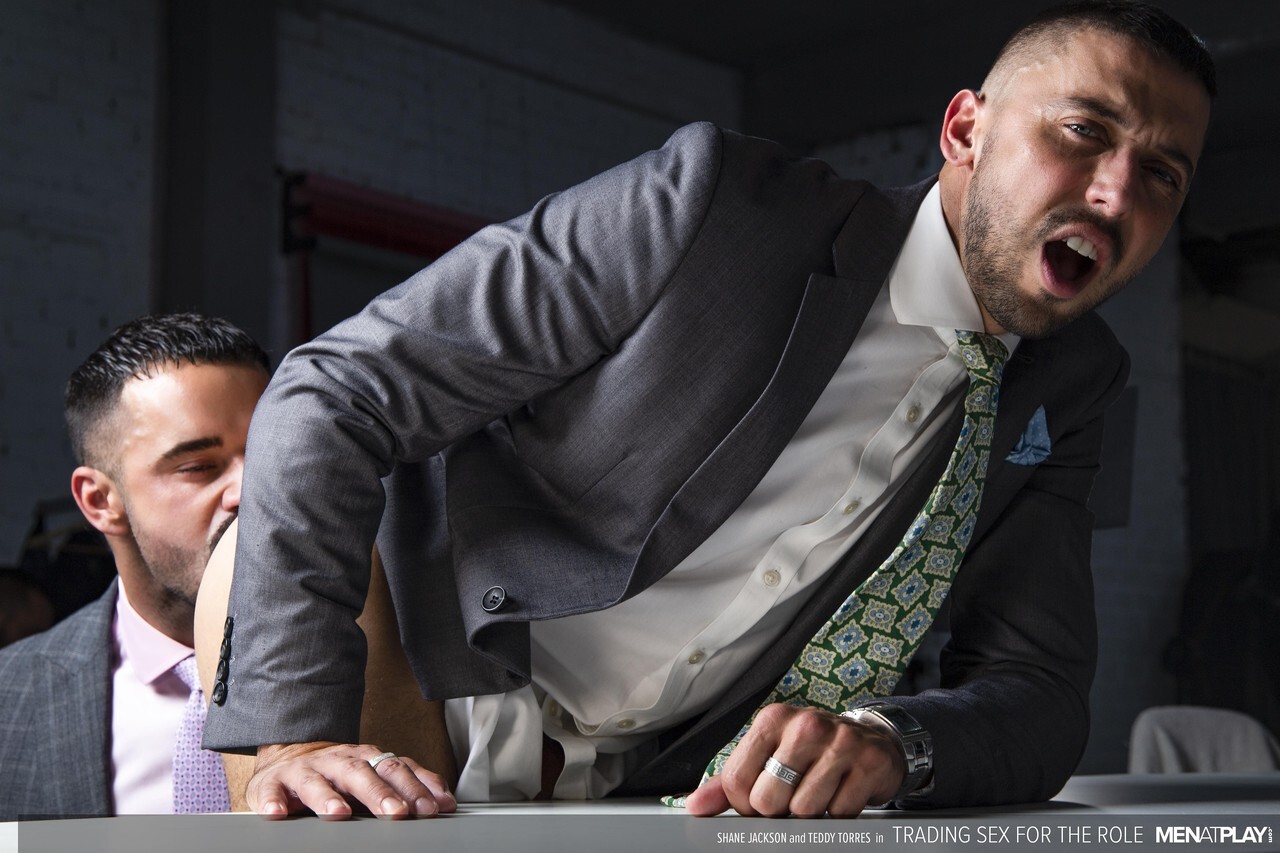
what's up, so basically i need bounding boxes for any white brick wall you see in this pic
[813,122,942,186]
[0,0,739,561]
[0,0,159,559]
[275,0,742,221]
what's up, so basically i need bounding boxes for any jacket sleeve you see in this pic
[203,123,724,751]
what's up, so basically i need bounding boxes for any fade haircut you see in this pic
[65,313,270,469]
[983,0,1216,100]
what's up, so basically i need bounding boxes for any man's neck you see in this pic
[113,557,196,648]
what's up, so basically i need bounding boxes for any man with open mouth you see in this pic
[200,0,1215,820]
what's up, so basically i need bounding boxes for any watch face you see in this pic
[873,705,927,738]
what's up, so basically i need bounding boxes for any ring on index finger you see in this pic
[763,756,803,787]
[368,751,397,771]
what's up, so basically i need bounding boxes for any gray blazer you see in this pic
[207,123,1128,807]
[0,583,114,819]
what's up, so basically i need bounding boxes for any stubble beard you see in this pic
[961,156,1130,340]
[130,513,235,610]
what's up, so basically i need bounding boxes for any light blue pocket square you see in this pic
[1006,405,1051,465]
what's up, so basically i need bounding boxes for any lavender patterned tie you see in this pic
[172,655,231,813]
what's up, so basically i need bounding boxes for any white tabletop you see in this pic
[5,774,1279,853]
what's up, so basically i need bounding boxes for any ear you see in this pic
[71,466,130,537]
[940,89,983,168]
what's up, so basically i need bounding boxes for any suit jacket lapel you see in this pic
[626,180,933,596]
[832,180,933,280]
[972,334,1058,540]
[991,338,1053,464]
[40,584,114,815]
[626,271,879,594]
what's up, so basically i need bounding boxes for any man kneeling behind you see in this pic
[0,314,266,818]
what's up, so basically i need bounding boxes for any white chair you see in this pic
[1129,706,1280,773]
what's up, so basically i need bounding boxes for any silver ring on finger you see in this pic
[368,751,398,771]
[763,755,803,787]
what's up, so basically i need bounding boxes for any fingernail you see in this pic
[262,801,286,818]
[381,796,407,816]
[414,797,437,815]
[326,798,346,815]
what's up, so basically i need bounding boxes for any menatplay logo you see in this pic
[1156,825,1274,844]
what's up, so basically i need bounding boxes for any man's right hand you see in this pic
[247,741,457,819]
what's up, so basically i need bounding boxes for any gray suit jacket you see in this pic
[207,123,1128,807]
[0,583,114,819]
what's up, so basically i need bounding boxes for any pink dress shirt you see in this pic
[110,584,194,813]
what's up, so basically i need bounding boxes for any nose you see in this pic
[222,457,244,512]
[1085,153,1137,219]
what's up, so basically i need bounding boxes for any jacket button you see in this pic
[482,586,507,612]
[211,681,227,706]
[223,616,234,639]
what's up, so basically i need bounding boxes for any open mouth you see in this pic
[1041,236,1100,299]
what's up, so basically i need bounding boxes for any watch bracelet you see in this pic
[841,702,934,800]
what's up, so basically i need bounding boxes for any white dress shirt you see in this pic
[110,584,193,814]
[445,184,1020,800]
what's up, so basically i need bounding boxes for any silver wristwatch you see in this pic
[841,702,933,799]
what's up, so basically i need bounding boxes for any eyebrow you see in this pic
[1052,96,1197,179]
[158,436,224,463]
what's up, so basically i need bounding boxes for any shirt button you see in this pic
[616,718,636,730]
[687,650,706,665]
[546,699,561,717]
[763,568,782,587]
[843,499,861,515]
[906,405,921,423]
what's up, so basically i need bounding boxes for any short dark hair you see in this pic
[65,313,270,467]
[989,1,1216,99]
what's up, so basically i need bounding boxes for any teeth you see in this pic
[1065,236,1098,261]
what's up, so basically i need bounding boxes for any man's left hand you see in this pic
[684,703,906,818]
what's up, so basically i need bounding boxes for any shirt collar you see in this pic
[115,581,194,685]
[887,183,1020,356]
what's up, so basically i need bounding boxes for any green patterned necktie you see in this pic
[664,330,1008,807]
